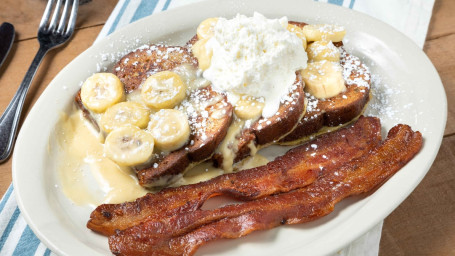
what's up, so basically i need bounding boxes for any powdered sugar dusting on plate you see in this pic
[365,74,423,130]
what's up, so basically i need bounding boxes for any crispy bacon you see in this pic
[108,124,422,256]
[88,116,381,236]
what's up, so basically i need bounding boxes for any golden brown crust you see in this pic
[136,149,190,186]
[288,21,308,29]
[113,45,198,92]
[186,34,198,48]
[108,122,422,256]
[137,86,233,187]
[87,116,381,236]
[184,87,233,162]
[280,50,371,144]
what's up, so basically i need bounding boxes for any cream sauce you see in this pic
[215,119,245,172]
[215,111,263,173]
[57,108,269,206]
[172,153,269,187]
[236,153,269,170]
[56,110,148,206]
[172,162,224,187]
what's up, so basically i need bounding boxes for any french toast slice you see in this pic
[279,21,371,144]
[137,86,233,187]
[113,44,198,93]
[75,44,233,188]
[279,49,370,144]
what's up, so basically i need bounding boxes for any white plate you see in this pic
[12,0,446,255]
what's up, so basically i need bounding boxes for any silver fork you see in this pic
[0,0,79,163]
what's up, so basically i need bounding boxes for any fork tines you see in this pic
[40,0,79,35]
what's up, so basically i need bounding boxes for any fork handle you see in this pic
[0,45,49,163]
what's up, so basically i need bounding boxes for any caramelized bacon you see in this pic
[88,116,381,236]
[108,124,422,256]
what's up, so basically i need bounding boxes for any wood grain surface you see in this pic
[0,0,453,255]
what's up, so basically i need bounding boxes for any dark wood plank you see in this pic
[380,135,455,256]
[423,34,455,136]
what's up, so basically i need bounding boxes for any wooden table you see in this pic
[0,0,453,255]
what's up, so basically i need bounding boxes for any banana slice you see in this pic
[302,24,346,42]
[287,24,307,50]
[104,125,154,166]
[301,60,346,99]
[100,102,151,133]
[234,95,265,120]
[141,71,186,109]
[306,41,340,62]
[147,109,190,152]
[191,38,213,70]
[80,73,124,113]
[197,17,218,39]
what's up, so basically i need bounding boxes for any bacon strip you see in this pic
[108,124,422,256]
[88,116,381,236]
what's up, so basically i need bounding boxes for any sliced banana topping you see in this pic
[191,38,213,71]
[234,95,265,120]
[306,41,340,62]
[100,102,151,133]
[301,60,346,99]
[287,24,307,50]
[302,24,346,42]
[197,17,218,39]
[193,18,218,70]
[147,109,190,152]
[80,73,124,113]
[141,71,186,109]
[104,125,155,166]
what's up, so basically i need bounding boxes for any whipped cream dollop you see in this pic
[203,12,308,118]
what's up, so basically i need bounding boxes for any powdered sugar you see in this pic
[366,74,402,122]
[340,48,370,89]
[178,87,228,145]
